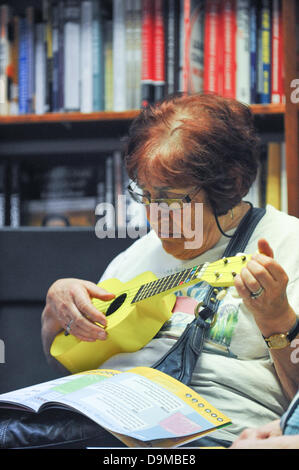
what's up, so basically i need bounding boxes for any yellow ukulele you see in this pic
[50,254,251,373]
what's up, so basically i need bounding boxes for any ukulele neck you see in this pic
[131,263,208,304]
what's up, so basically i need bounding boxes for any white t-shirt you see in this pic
[98,205,299,442]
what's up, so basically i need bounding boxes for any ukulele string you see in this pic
[93,259,248,306]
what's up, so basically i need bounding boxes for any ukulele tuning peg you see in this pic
[216,289,227,301]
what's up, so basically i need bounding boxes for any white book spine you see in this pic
[35,24,46,115]
[0,5,10,115]
[132,0,142,109]
[113,0,127,111]
[81,0,93,113]
[125,0,134,110]
[236,0,250,103]
[64,2,80,111]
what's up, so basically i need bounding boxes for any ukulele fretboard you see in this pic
[131,263,207,304]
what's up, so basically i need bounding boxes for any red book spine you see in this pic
[203,0,220,94]
[182,0,191,93]
[141,0,155,107]
[153,0,165,102]
[222,0,236,98]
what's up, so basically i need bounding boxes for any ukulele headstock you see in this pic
[199,254,252,287]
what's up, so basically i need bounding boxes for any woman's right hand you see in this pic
[42,278,115,343]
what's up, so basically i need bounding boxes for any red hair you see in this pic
[124,93,260,215]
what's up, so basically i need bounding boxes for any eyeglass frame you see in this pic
[127,182,202,208]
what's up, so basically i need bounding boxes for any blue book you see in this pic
[26,7,35,114]
[18,17,29,114]
[249,0,257,104]
[257,0,271,103]
[92,0,104,111]
[52,3,60,112]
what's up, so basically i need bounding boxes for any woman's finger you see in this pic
[251,253,289,285]
[242,259,274,292]
[81,280,115,301]
[73,287,109,327]
[63,303,107,341]
[257,238,274,258]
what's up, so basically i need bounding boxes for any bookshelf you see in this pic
[0,103,292,125]
[0,0,298,219]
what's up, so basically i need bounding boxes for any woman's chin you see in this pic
[160,238,199,259]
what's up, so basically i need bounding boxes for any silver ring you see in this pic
[250,286,264,299]
[64,319,74,336]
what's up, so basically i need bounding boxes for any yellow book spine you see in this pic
[266,142,281,209]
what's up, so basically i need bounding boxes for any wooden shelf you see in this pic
[0,104,293,125]
[0,110,139,125]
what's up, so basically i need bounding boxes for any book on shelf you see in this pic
[271,0,284,104]
[113,0,126,111]
[104,19,113,111]
[0,163,7,227]
[203,0,221,95]
[257,0,271,104]
[35,21,46,115]
[0,366,231,448]
[92,0,105,112]
[9,163,21,227]
[141,0,155,107]
[265,141,281,210]
[182,0,204,95]
[81,0,93,113]
[222,0,236,99]
[20,163,99,227]
[153,0,166,102]
[0,0,288,115]
[0,5,10,116]
[165,0,180,96]
[125,0,135,110]
[249,0,257,104]
[244,141,287,211]
[236,0,250,103]
[64,0,81,111]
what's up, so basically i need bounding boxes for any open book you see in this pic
[0,367,231,448]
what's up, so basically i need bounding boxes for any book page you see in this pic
[0,370,119,412]
[0,367,230,445]
[40,367,230,442]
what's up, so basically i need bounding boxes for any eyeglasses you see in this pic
[127,182,201,208]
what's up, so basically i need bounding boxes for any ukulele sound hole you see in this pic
[105,293,127,316]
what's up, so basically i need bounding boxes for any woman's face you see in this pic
[137,173,222,260]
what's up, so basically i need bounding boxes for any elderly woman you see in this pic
[42,94,299,447]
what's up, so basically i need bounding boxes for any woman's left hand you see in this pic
[234,238,295,336]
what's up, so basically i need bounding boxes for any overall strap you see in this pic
[203,204,266,315]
